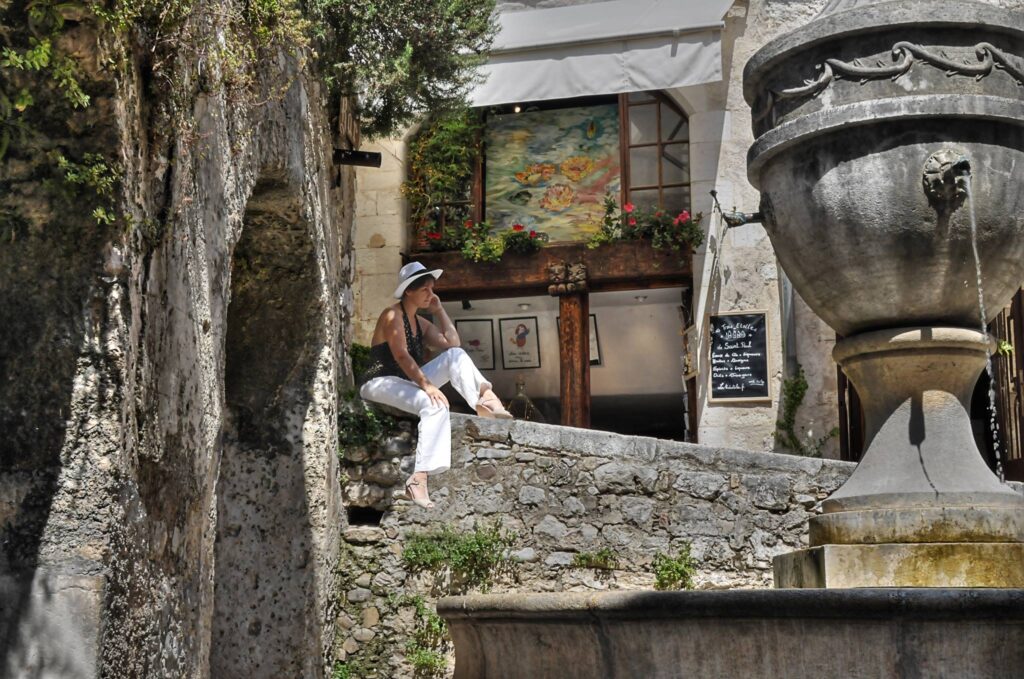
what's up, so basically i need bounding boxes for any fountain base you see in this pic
[770,327,1024,589]
[774,542,1024,588]
[438,589,1024,678]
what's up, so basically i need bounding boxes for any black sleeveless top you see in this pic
[358,309,424,385]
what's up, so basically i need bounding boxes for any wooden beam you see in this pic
[409,240,693,300]
[559,292,590,428]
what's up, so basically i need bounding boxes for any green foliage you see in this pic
[54,151,122,226]
[331,662,353,679]
[775,364,839,457]
[403,595,450,678]
[306,0,498,139]
[338,390,399,456]
[402,521,517,593]
[588,193,704,255]
[572,548,619,570]
[652,545,696,591]
[338,343,401,456]
[443,219,545,263]
[997,339,1014,357]
[403,108,483,237]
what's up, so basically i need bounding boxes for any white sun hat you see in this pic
[393,261,443,298]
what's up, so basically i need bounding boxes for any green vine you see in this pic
[775,364,839,457]
[402,107,483,240]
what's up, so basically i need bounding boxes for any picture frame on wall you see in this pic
[557,314,601,366]
[499,317,541,370]
[454,319,495,371]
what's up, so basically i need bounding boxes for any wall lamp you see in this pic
[333,149,383,168]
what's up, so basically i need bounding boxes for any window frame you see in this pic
[620,91,691,213]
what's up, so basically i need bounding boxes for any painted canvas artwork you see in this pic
[485,104,622,243]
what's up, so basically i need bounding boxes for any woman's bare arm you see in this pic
[421,292,459,351]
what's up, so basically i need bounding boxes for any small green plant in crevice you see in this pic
[339,343,401,457]
[338,392,400,457]
[572,547,619,571]
[775,364,839,458]
[54,151,121,226]
[997,339,1014,357]
[402,521,517,594]
[400,595,451,679]
[652,545,696,591]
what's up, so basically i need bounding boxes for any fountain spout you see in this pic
[923,149,971,210]
[709,189,764,228]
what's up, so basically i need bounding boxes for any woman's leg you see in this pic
[359,377,451,475]
[420,347,493,410]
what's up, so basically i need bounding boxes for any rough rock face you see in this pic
[0,15,350,679]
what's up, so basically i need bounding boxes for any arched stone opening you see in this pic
[211,175,324,678]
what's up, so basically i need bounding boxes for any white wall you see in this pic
[441,288,687,402]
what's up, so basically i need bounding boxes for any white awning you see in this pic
[470,0,734,107]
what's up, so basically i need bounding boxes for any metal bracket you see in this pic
[710,189,763,228]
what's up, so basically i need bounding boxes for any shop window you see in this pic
[623,92,690,215]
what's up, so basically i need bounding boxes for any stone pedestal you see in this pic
[775,543,1024,588]
[774,327,1024,588]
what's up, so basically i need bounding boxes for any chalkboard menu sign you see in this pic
[709,311,771,402]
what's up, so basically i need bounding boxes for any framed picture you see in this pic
[499,317,541,370]
[455,319,495,371]
[485,103,622,243]
[557,314,601,366]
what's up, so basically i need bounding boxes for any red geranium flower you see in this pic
[529,230,537,238]
[628,217,637,227]
[426,231,442,240]
[655,210,663,218]
[512,223,525,232]
[464,219,474,229]
[623,202,635,214]
[677,210,691,223]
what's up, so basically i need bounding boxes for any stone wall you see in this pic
[0,12,349,678]
[335,413,854,676]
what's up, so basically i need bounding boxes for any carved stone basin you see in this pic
[744,0,1024,336]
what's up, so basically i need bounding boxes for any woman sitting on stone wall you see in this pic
[359,262,512,509]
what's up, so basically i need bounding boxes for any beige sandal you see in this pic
[476,390,513,419]
[405,476,435,509]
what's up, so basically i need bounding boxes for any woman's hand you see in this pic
[423,383,449,408]
[426,292,444,315]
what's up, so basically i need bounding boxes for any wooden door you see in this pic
[990,288,1024,481]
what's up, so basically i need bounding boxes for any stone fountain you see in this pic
[438,2,1024,675]
[745,0,1024,588]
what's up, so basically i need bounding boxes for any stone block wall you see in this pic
[335,414,855,676]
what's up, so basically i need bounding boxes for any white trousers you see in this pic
[359,347,492,475]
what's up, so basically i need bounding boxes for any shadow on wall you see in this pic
[210,174,325,678]
[0,187,113,676]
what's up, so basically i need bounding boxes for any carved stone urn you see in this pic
[745,0,1024,586]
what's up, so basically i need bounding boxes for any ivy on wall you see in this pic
[402,107,483,237]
